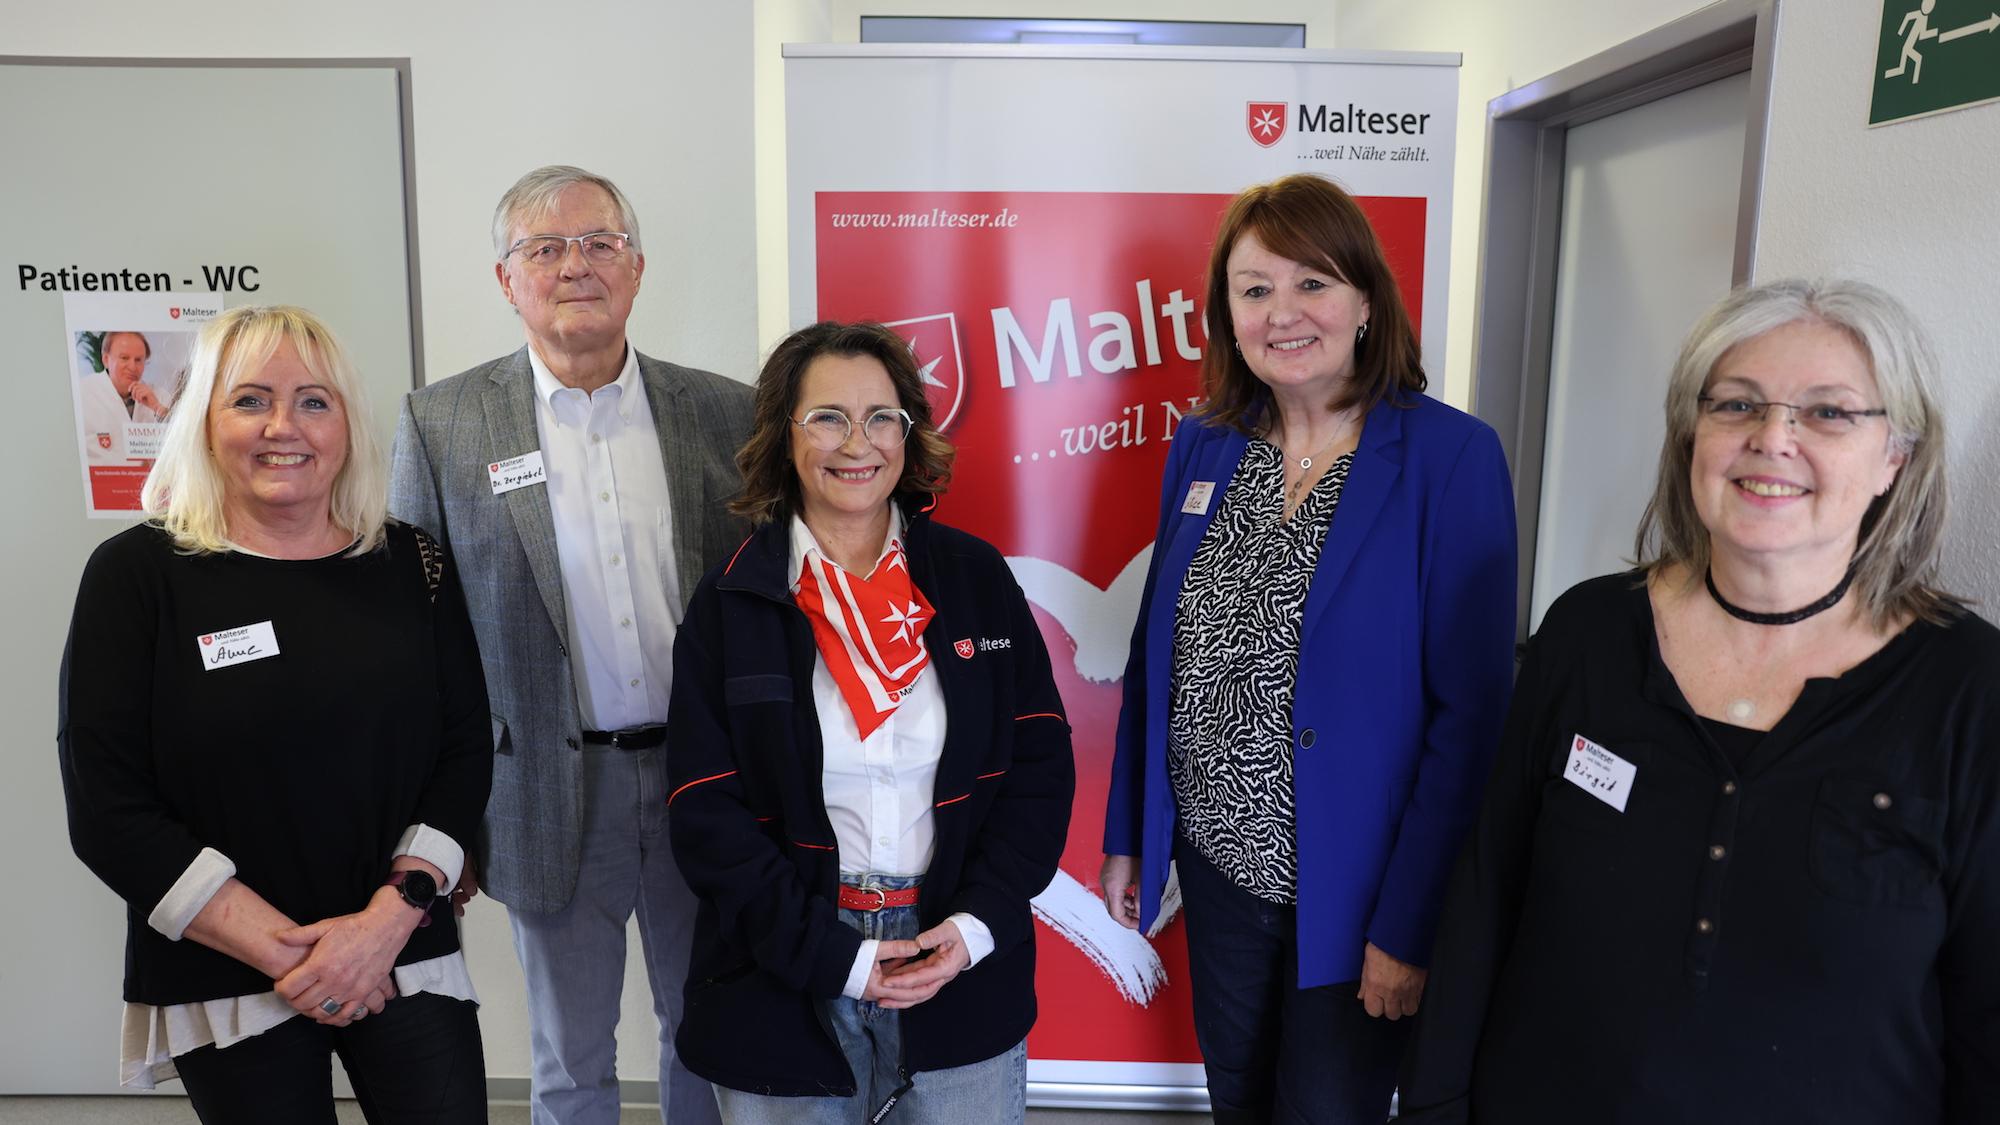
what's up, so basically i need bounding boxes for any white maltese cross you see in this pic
[881,599,927,646]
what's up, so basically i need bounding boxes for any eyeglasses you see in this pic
[1697,394,1888,438]
[792,407,913,451]
[503,231,633,268]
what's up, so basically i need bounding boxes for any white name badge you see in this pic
[197,621,281,672]
[1181,480,1216,515]
[488,450,547,495]
[1564,733,1636,812]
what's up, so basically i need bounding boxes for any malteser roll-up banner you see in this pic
[785,44,1459,1108]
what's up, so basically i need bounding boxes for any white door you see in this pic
[1531,72,1749,629]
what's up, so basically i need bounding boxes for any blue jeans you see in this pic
[712,875,1027,1125]
[508,744,715,1125]
[1175,835,1411,1124]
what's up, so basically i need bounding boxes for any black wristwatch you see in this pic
[384,870,438,927]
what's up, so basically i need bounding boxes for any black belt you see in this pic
[580,725,667,750]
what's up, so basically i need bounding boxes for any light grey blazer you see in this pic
[389,346,754,913]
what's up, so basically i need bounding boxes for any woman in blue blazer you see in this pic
[1099,175,1517,1123]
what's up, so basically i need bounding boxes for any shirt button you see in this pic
[621,617,631,628]
[877,836,892,847]
[1709,845,1727,861]
[1298,728,1316,749]
[610,553,621,566]
[629,678,639,687]
[590,433,602,444]
[1721,781,1737,795]
[1696,918,1714,934]
[1873,792,1893,810]
[600,490,610,502]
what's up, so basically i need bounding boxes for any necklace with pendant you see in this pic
[1282,434,1345,510]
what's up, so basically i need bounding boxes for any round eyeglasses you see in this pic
[792,407,913,451]
[1697,394,1887,439]
[504,231,633,269]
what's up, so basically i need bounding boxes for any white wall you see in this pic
[7,1,759,388]
[1753,0,2000,605]
[755,0,835,358]
[1333,0,1713,407]
[8,0,755,1094]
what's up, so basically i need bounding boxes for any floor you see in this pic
[0,1097,1205,1123]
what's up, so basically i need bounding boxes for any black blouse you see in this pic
[1401,572,2000,1124]
[1168,440,1351,902]
[58,523,492,1006]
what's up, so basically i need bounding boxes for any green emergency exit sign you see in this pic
[1871,0,2000,125]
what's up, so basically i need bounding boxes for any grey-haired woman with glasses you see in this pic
[663,320,1074,1123]
[1401,278,2000,1124]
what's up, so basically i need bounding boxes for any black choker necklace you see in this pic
[1705,564,1855,626]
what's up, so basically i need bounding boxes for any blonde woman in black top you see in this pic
[59,306,492,1123]
[1403,279,1999,1123]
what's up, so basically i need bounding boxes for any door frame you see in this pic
[1467,0,1780,642]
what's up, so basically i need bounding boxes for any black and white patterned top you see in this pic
[1168,439,1352,902]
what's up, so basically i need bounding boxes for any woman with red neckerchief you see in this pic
[664,321,1074,1124]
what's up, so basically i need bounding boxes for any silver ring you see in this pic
[319,997,342,1016]
[352,1007,367,1020]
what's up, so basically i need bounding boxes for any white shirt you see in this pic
[529,345,682,730]
[787,514,994,998]
[78,370,152,464]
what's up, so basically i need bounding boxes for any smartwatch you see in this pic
[384,870,438,927]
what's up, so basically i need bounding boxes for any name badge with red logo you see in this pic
[197,621,281,672]
[953,638,975,660]
[487,450,546,496]
[1564,733,1636,812]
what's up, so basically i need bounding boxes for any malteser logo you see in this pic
[1247,101,1288,147]
[883,312,966,431]
[169,308,181,319]
[954,638,975,660]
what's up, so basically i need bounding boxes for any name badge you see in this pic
[1565,733,1636,812]
[488,450,547,495]
[1181,480,1216,515]
[197,621,281,672]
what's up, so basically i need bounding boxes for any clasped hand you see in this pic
[273,888,421,1027]
[860,920,970,1010]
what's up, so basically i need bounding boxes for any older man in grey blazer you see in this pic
[390,165,750,1125]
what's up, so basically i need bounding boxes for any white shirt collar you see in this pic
[789,506,905,593]
[526,343,641,422]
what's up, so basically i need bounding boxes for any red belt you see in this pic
[838,884,920,911]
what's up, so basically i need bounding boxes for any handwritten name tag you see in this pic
[488,450,547,496]
[197,621,281,672]
[1564,733,1636,812]
[1181,480,1216,515]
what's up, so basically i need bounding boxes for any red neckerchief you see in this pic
[793,535,934,738]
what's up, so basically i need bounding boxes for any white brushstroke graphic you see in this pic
[1032,869,1167,1004]
[1011,547,1183,1005]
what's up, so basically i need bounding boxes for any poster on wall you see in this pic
[63,292,221,517]
[787,44,1458,1100]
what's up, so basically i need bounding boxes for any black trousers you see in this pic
[173,991,486,1125]
[1176,835,1412,1124]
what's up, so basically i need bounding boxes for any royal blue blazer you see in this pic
[1104,393,1518,987]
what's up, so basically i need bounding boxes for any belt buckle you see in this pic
[858,885,887,912]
